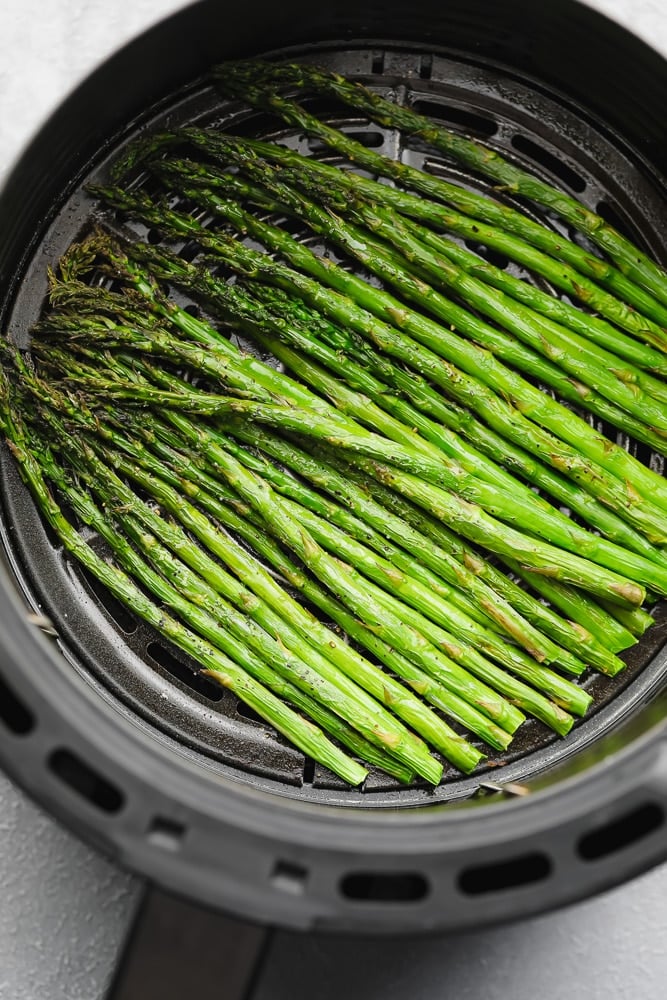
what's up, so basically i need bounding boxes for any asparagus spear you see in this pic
[97,235,655,565]
[134,422,528,748]
[129,408,530,731]
[202,101,667,352]
[90,352,624,671]
[84,436,498,759]
[122,362,522,646]
[161,415,586,699]
[345,463,639,655]
[84,504,418,781]
[57,356,654,606]
[401,217,667,387]
[91,190,667,518]
[91,402,576,736]
[205,436,590,715]
[18,363,478,761]
[43,234,346,420]
[152,153,667,457]
[44,338,632,569]
[106,175,667,523]
[503,563,646,647]
[62,432,469,775]
[214,61,667,322]
[41,307,662,603]
[65,233,662,553]
[215,423,627,676]
[45,235,667,574]
[157,144,667,430]
[95,354,603,670]
[205,421,583,668]
[328,188,667,421]
[242,282,667,569]
[0,379,369,785]
[179,129,667,378]
[92,408,517,752]
[100,443,515,750]
[598,601,655,639]
[247,336,667,582]
[36,240,666,603]
[101,237,665,576]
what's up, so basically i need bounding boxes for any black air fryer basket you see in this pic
[1,0,667,974]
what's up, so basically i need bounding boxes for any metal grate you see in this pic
[2,46,666,807]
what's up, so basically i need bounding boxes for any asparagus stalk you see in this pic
[88,435,503,756]
[346,463,639,655]
[194,94,667,347]
[37,297,346,424]
[45,236,667,574]
[107,438,524,737]
[127,362,516,643]
[143,409,530,731]
[102,444,514,751]
[247,435,628,668]
[41,314,662,603]
[92,189,667,518]
[44,234,348,421]
[209,422,583,669]
[175,420,586,697]
[94,409,516,752]
[194,129,667,376]
[115,177,667,526]
[88,506,418,781]
[30,353,521,750]
[216,423,628,676]
[43,341,624,569]
[64,235,665,556]
[104,236,664,580]
[95,354,624,670]
[166,142,667,428]
[59,360,654,606]
[0,380,368,785]
[598,601,655,639]
[503,562,646,647]
[205,436,590,716]
[70,236,667,584]
[334,190,667,421]
[244,282,667,569]
[213,61,667,322]
[18,367,472,766]
[152,153,667,458]
[246,335,667,583]
[35,256,667,608]
[95,402,577,737]
[63,435,463,775]
[175,127,667,373]
[94,352,593,671]
[134,426,528,749]
[106,240,657,568]
[354,575,582,723]
[401,217,667,386]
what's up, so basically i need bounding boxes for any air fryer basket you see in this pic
[0,0,666,942]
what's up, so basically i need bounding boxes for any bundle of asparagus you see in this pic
[2,60,666,788]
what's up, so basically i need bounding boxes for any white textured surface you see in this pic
[0,774,139,1000]
[584,0,667,50]
[1,2,667,998]
[0,0,180,186]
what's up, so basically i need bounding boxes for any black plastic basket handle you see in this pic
[107,884,273,1000]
